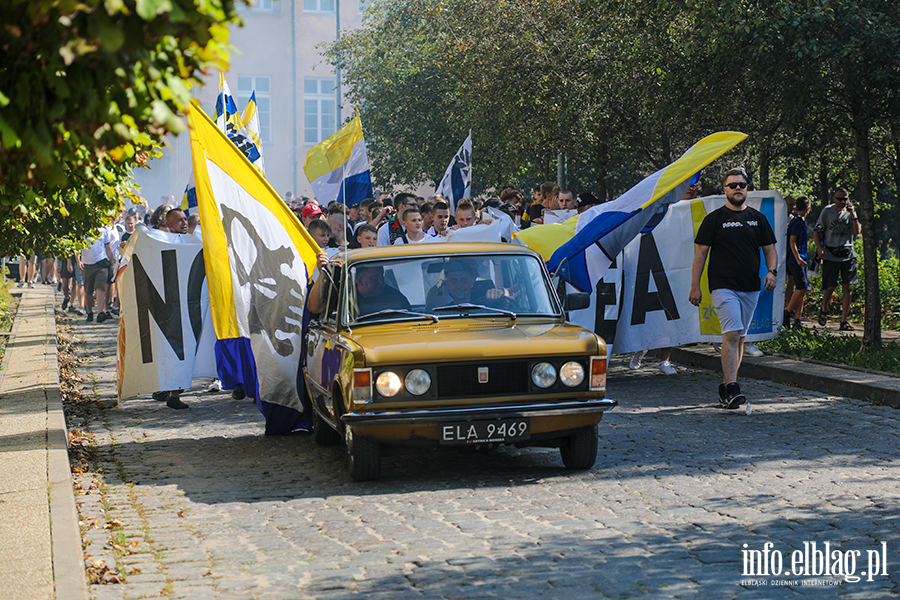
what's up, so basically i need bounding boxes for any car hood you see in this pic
[347,321,603,365]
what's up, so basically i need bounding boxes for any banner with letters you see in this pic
[117,227,216,400]
[567,191,787,354]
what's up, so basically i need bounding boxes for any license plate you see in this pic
[440,418,531,445]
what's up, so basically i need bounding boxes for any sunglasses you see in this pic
[726,182,748,190]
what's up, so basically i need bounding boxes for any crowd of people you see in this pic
[3,175,863,412]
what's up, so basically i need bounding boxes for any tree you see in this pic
[0,0,242,256]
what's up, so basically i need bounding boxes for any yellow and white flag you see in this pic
[187,99,320,434]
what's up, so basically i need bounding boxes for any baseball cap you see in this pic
[577,191,601,208]
[301,204,324,219]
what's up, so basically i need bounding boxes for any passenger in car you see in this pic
[355,265,412,317]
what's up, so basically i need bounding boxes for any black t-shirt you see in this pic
[695,205,777,292]
[527,203,544,223]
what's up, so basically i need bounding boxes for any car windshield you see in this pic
[346,254,559,324]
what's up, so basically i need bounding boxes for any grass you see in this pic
[0,271,15,366]
[757,326,900,375]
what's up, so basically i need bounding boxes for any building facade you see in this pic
[134,0,366,208]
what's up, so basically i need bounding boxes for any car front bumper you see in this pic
[341,398,617,426]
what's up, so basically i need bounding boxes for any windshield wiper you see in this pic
[356,309,439,323]
[431,303,516,320]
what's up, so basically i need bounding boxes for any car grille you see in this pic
[436,362,529,398]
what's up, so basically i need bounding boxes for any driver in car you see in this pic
[425,260,512,310]
[355,265,412,317]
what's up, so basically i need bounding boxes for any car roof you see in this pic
[334,243,542,265]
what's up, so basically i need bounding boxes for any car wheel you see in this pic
[312,406,343,446]
[559,425,598,470]
[345,426,381,481]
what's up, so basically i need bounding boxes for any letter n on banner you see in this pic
[691,199,721,335]
[132,251,184,362]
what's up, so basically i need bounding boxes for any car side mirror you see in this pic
[563,292,590,312]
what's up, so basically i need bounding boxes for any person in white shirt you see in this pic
[392,208,429,244]
[427,201,451,237]
[377,193,418,246]
[77,227,115,323]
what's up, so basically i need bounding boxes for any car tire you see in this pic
[312,407,343,446]
[346,426,381,482]
[559,425,598,470]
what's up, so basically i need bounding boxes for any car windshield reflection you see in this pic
[346,254,559,324]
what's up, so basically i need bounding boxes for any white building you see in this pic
[134,0,366,208]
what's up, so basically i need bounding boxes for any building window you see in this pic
[238,0,278,12]
[303,0,335,13]
[304,78,337,145]
[238,76,271,144]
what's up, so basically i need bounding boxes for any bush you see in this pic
[757,326,900,374]
[801,239,900,329]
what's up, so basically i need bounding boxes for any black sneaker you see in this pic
[152,391,169,401]
[231,386,246,400]
[86,312,93,323]
[721,382,745,410]
[167,395,189,409]
[61,298,69,311]
[97,311,110,323]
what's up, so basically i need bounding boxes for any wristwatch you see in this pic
[768,268,777,276]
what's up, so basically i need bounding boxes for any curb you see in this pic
[671,345,900,409]
[41,292,90,600]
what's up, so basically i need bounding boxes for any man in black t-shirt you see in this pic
[689,168,777,409]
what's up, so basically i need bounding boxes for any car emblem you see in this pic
[478,367,489,384]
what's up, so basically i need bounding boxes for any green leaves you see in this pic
[0,0,242,254]
[136,0,175,21]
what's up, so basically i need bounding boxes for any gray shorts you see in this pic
[711,288,759,337]
[83,259,110,298]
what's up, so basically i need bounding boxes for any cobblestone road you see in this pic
[62,314,900,599]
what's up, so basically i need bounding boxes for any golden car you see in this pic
[304,243,615,481]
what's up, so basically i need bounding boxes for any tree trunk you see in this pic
[595,144,608,202]
[890,119,900,255]
[818,157,830,207]
[758,143,770,190]
[852,118,882,351]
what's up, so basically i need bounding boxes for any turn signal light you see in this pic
[589,357,606,391]
[353,368,372,402]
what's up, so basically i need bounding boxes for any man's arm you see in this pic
[813,228,825,260]
[789,235,806,267]
[689,244,710,306]
[762,243,777,291]
[305,253,329,315]
[847,201,861,236]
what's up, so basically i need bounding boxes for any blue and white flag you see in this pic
[545,132,748,293]
[436,132,472,213]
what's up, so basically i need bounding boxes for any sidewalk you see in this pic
[0,286,87,600]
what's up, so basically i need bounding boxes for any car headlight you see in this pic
[560,361,585,387]
[404,369,431,396]
[375,371,402,397]
[531,362,557,388]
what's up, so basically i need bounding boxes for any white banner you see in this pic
[117,227,216,399]
[567,191,787,354]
